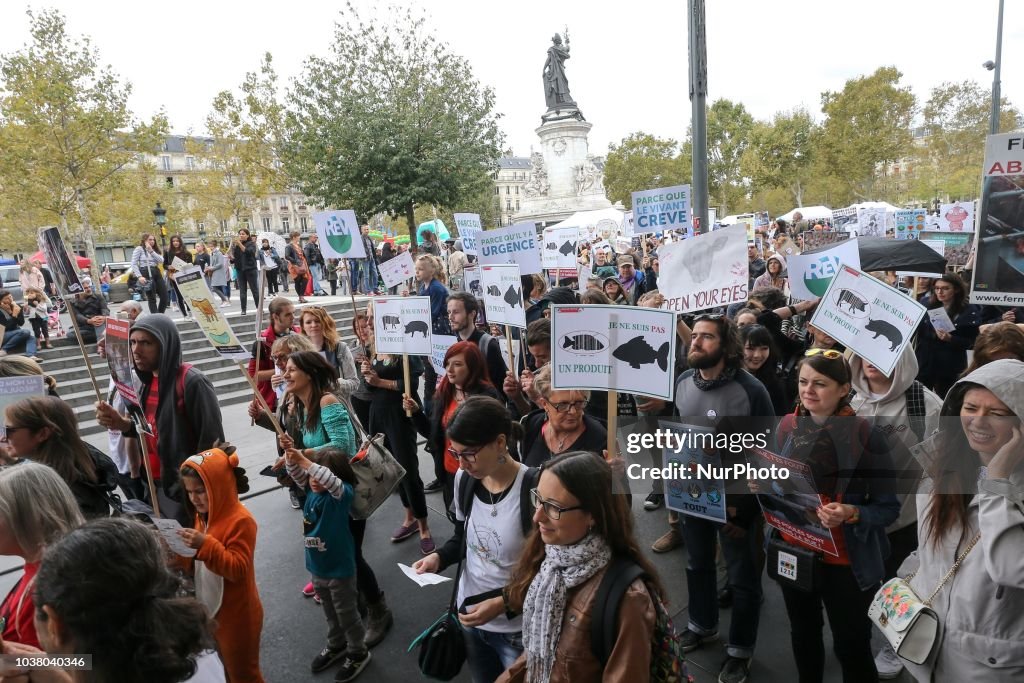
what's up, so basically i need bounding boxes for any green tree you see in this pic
[707,98,755,216]
[741,108,818,208]
[0,8,167,276]
[818,66,916,200]
[603,132,691,209]
[283,3,503,246]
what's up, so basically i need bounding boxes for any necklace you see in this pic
[484,465,517,517]
[487,489,499,517]
[547,424,580,454]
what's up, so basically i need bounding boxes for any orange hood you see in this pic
[180,448,243,526]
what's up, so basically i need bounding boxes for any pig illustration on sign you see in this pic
[405,320,429,337]
[865,319,902,351]
[837,289,868,314]
[382,315,400,330]
[190,298,218,322]
[612,336,671,371]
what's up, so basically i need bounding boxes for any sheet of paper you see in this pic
[927,308,956,334]
[398,563,452,587]
[151,517,197,557]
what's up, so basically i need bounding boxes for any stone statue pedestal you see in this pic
[515,118,611,228]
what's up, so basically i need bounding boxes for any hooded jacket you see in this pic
[850,348,942,532]
[526,286,579,325]
[752,254,788,292]
[901,359,1024,681]
[133,314,224,497]
[180,448,264,683]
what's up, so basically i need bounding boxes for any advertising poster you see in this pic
[313,209,366,259]
[37,227,84,295]
[372,296,432,356]
[809,266,927,376]
[453,213,482,256]
[749,447,838,557]
[174,271,250,359]
[477,222,542,274]
[0,376,46,439]
[856,207,886,237]
[631,184,692,237]
[920,230,970,268]
[103,317,139,407]
[378,251,415,290]
[480,264,526,329]
[551,304,677,401]
[937,201,975,232]
[787,238,861,300]
[660,421,727,523]
[971,133,1024,305]
[656,224,748,314]
[894,209,928,240]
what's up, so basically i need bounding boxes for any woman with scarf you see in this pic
[496,451,659,682]
[752,253,788,293]
[768,350,899,682]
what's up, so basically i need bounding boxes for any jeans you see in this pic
[780,564,878,683]
[463,628,523,683]
[352,259,377,294]
[312,575,367,657]
[680,514,763,658]
[265,268,280,294]
[310,263,325,293]
[1,328,35,355]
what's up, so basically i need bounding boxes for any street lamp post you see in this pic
[984,0,1005,135]
[153,202,168,250]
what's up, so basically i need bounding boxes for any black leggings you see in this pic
[370,403,427,520]
[266,268,280,295]
[238,268,260,313]
[293,274,308,299]
[171,279,190,316]
[141,266,168,313]
[349,517,381,600]
[30,318,48,341]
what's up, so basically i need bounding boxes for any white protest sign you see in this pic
[0,376,46,438]
[809,265,927,376]
[174,270,250,359]
[378,251,415,290]
[543,227,579,269]
[313,209,366,259]
[856,207,886,237]
[463,266,482,299]
[897,239,945,278]
[631,184,691,237]
[541,228,558,269]
[480,264,526,328]
[453,213,482,256]
[615,236,632,253]
[894,209,928,240]
[477,222,542,274]
[429,334,458,376]
[551,304,677,401]
[621,211,635,237]
[592,239,611,253]
[578,257,593,283]
[786,238,861,300]
[657,224,748,314]
[372,296,432,356]
[937,202,975,232]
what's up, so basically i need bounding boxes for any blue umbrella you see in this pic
[416,219,450,244]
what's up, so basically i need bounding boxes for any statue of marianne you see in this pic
[542,33,575,110]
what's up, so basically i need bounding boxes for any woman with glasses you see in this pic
[413,397,535,683]
[916,274,981,396]
[403,341,500,514]
[520,365,607,468]
[496,451,661,683]
[768,350,899,682]
[131,232,167,313]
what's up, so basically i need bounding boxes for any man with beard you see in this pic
[670,313,773,683]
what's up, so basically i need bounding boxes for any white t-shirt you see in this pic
[453,465,528,634]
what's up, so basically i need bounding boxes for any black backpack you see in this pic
[456,466,540,535]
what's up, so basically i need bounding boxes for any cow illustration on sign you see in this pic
[681,233,729,283]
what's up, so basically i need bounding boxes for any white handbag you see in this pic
[868,533,980,665]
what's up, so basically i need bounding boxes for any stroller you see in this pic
[47,300,67,339]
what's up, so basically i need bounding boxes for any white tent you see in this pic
[777,206,832,223]
[548,207,625,234]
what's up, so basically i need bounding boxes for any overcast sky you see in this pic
[1,1,1020,158]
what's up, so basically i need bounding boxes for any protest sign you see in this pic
[656,224,747,314]
[920,231,970,267]
[971,133,1024,305]
[786,238,861,300]
[37,227,83,295]
[551,304,677,401]
[800,230,850,251]
[631,184,691,237]
[104,317,139,407]
[831,207,859,233]
[810,265,926,376]
[378,251,415,290]
[542,226,579,269]
[621,211,635,237]
[541,229,558,269]
[372,296,432,356]
[174,271,250,359]
[749,447,838,557]
[578,255,593,283]
[480,264,526,328]
[0,376,46,439]
[313,209,366,259]
[453,213,482,256]
[856,207,886,237]
[894,209,928,240]
[477,222,542,274]
[429,334,458,376]
[660,421,727,523]
[937,201,975,232]
[897,239,945,278]
[463,266,482,299]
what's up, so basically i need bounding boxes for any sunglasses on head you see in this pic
[804,348,843,360]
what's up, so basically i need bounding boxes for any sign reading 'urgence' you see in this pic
[453,213,482,256]
[477,222,542,275]
[480,264,526,329]
[551,304,677,401]
[372,296,432,356]
[631,184,691,237]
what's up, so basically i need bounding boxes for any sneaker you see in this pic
[335,651,370,682]
[390,523,418,543]
[302,581,316,597]
[680,628,718,653]
[419,536,436,555]
[311,646,346,673]
[875,642,905,679]
[651,527,683,553]
[423,479,443,493]
[718,656,750,683]
[314,592,322,605]
[643,493,664,510]
[220,301,230,308]
[289,490,301,509]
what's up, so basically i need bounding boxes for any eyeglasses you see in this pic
[271,354,286,363]
[446,445,483,463]
[546,400,588,414]
[933,286,953,292]
[804,348,843,360]
[530,489,583,520]
[0,426,25,441]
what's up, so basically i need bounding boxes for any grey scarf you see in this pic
[522,533,612,683]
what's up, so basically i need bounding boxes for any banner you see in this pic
[856,207,886,237]
[786,238,861,300]
[378,251,415,290]
[477,222,542,274]
[429,334,458,376]
[480,264,526,328]
[809,265,926,376]
[372,296,432,355]
[551,304,677,401]
[894,209,928,240]
[453,213,482,256]
[656,224,748,314]
[313,209,366,259]
[972,133,1024,304]
[37,227,83,295]
[937,201,975,232]
[920,230,970,267]
[174,271,250,359]
[661,422,727,523]
[0,376,46,439]
[631,184,691,237]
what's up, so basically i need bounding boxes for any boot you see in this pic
[364,592,393,648]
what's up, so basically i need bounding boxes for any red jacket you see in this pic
[246,325,299,411]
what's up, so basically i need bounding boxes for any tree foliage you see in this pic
[0,8,167,274]
[706,99,755,216]
[741,109,818,208]
[283,3,503,245]
[603,132,690,209]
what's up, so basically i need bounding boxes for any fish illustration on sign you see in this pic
[503,285,521,308]
[486,285,502,297]
[546,242,558,251]
[559,240,576,256]
[561,333,606,354]
[612,336,671,371]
